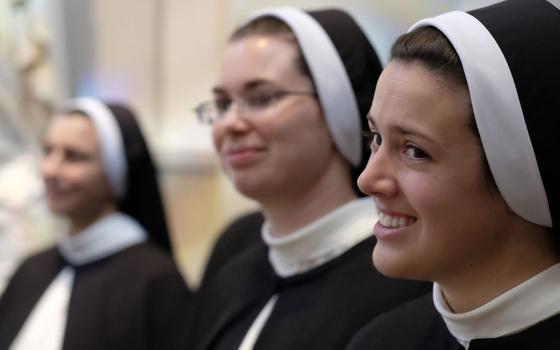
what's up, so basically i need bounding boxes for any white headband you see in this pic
[247,7,362,166]
[62,97,128,199]
[410,12,551,227]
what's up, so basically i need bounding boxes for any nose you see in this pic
[41,149,62,181]
[216,102,251,132]
[357,146,398,199]
[212,103,252,151]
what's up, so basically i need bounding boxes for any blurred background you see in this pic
[0,0,502,291]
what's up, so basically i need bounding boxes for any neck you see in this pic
[68,205,117,235]
[439,220,560,313]
[260,158,356,236]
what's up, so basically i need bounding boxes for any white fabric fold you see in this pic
[409,11,551,227]
[247,7,362,167]
[58,213,147,266]
[61,98,127,199]
[10,267,74,350]
[238,295,279,350]
[262,197,376,277]
[546,0,559,10]
[434,263,560,348]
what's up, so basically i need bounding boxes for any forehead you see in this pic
[371,61,471,135]
[45,114,99,151]
[217,34,308,92]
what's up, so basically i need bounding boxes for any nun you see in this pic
[190,7,431,350]
[349,0,560,348]
[0,98,193,349]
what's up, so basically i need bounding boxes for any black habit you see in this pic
[347,294,560,350]
[0,243,191,350]
[191,233,431,350]
[199,212,264,290]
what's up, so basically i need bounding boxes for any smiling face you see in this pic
[41,114,116,228]
[358,61,514,283]
[212,34,338,201]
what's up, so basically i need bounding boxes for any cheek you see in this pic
[89,173,116,204]
[399,171,443,213]
[74,167,109,191]
[406,167,498,246]
[403,160,486,214]
[397,167,482,254]
[278,128,330,167]
[278,113,331,152]
[57,168,85,188]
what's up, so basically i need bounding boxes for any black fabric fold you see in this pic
[191,236,431,350]
[0,243,192,350]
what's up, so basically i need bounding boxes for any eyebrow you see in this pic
[368,114,438,146]
[212,79,274,95]
[212,86,227,95]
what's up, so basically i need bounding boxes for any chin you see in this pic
[228,173,267,199]
[372,245,428,281]
[48,208,71,219]
[46,200,63,213]
[232,183,266,201]
[47,205,68,216]
[46,198,75,216]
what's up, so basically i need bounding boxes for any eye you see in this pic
[214,97,232,114]
[42,144,53,155]
[363,130,382,151]
[246,92,276,109]
[65,149,90,162]
[404,145,430,160]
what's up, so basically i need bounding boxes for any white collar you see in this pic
[434,263,560,347]
[57,213,147,266]
[262,197,375,277]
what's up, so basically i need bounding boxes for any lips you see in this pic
[45,186,67,201]
[44,179,71,199]
[223,146,265,168]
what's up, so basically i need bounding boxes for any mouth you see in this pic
[45,187,66,200]
[44,180,70,198]
[378,212,417,229]
[224,146,265,168]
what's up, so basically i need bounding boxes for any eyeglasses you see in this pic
[195,90,317,124]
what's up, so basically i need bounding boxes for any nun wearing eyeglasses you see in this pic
[0,98,193,350]
[189,7,431,350]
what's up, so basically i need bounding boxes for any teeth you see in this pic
[378,213,415,228]
[381,213,392,227]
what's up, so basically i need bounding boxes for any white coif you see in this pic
[61,98,128,199]
[410,12,551,227]
[247,7,362,167]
